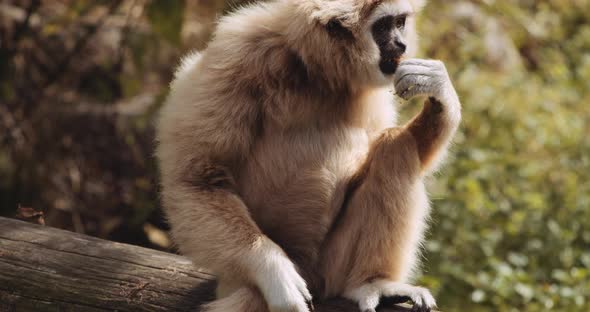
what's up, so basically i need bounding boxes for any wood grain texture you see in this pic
[0,217,416,312]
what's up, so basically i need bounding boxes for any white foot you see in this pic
[344,280,436,312]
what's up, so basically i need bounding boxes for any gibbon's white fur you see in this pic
[156,1,461,312]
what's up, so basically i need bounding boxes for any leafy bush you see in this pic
[414,2,590,311]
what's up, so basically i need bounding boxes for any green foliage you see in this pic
[411,1,590,311]
[146,0,185,46]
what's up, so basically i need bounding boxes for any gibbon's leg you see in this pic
[160,164,312,312]
[320,59,460,311]
[321,127,436,311]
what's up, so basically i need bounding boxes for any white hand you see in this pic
[245,238,312,312]
[394,58,461,127]
[394,59,458,104]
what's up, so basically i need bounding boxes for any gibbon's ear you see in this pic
[325,18,354,40]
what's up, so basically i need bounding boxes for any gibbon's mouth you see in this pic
[379,58,401,75]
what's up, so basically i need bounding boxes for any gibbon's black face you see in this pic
[371,13,408,75]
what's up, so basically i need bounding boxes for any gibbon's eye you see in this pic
[395,15,407,29]
[326,18,354,40]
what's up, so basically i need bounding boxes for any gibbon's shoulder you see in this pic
[173,51,202,81]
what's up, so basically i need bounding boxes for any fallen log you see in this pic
[0,217,416,311]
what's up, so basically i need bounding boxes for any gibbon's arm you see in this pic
[341,59,461,182]
[329,59,462,258]
[157,116,313,312]
[394,59,462,174]
[317,59,460,311]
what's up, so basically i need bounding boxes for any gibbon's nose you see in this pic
[394,38,407,53]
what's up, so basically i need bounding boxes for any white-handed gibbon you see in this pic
[156,0,461,311]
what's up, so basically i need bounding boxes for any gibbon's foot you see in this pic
[344,280,436,312]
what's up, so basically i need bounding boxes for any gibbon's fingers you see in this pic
[250,239,312,312]
[399,58,444,68]
[394,59,451,101]
[393,66,438,85]
[395,74,433,101]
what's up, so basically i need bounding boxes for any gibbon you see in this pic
[156,0,461,311]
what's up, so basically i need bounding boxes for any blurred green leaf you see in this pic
[146,0,184,46]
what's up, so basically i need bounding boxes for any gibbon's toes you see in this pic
[410,305,425,312]
[375,282,437,312]
[408,290,436,312]
[346,282,437,312]
[411,302,432,312]
[380,295,412,306]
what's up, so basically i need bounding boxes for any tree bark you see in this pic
[0,217,416,311]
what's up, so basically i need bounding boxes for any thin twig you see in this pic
[10,0,41,48]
